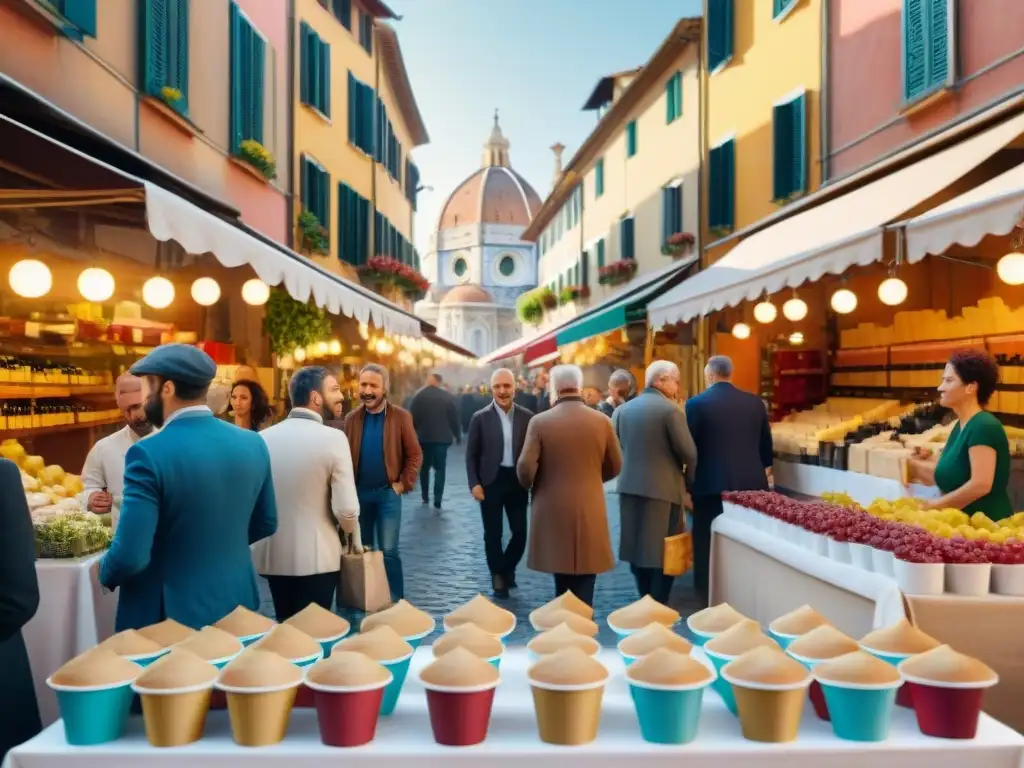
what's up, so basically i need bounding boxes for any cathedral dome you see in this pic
[437,112,542,231]
[441,284,493,305]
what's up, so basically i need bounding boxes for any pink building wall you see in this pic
[827,0,1024,178]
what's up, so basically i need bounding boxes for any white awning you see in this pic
[902,161,1024,263]
[649,110,1024,327]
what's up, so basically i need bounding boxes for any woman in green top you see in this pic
[907,350,1013,520]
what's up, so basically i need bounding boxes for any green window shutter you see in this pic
[59,0,97,37]
[710,141,735,230]
[597,239,605,268]
[709,146,721,229]
[169,0,189,113]
[773,0,794,19]
[346,72,356,144]
[229,4,243,151]
[581,251,589,287]
[665,76,674,123]
[626,121,637,158]
[595,158,604,197]
[334,0,351,30]
[903,0,927,100]
[320,39,331,116]
[250,29,265,143]
[723,140,735,230]
[791,93,807,196]
[141,0,169,99]
[708,0,733,71]
[927,0,949,91]
[299,23,311,104]
[621,218,635,260]
[300,156,312,213]
[772,102,794,201]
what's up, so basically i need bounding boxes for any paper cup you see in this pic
[850,543,875,571]
[619,651,639,667]
[291,652,325,709]
[703,649,739,716]
[817,679,902,742]
[860,646,914,708]
[529,675,609,746]
[870,549,896,577]
[207,654,243,711]
[945,563,991,596]
[238,631,270,647]
[423,680,500,746]
[403,618,437,650]
[608,618,678,639]
[379,652,414,715]
[767,629,799,650]
[316,630,350,659]
[126,649,170,668]
[442,617,516,646]
[628,674,714,745]
[132,681,213,747]
[992,564,1024,596]
[826,538,852,564]
[47,677,137,746]
[684,617,716,647]
[901,673,999,739]
[894,559,945,596]
[216,680,302,747]
[787,652,830,721]
[721,669,811,743]
[306,674,392,747]
[484,654,502,670]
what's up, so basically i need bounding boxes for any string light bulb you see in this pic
[878,277,908,306]
[9,259,53,298]
[241,279,270,306]
[77,267,115,302]
[190,277,221,306]
[782,296,808,321]
[753,300,777,324]
[996,253,1024,285]
[142,276,175,309]
[731,322,751,339]
[830,288,858,314]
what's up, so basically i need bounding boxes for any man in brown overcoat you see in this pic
[516,364,622,606]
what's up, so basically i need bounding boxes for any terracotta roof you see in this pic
[438,166,541,230]
[375,24,429,147]
[441,285,493,305]
[359,0,398,19]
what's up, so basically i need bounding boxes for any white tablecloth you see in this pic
[773,461,939,505]
[24,554,117,727]
[6,649,1024,768]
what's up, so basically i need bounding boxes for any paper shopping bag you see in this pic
[339,547,391,613]
[663,531,693,577]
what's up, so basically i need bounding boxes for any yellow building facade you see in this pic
[292,0,428,279]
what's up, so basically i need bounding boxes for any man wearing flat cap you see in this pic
[78,374,155,531]
[99,344,278,632]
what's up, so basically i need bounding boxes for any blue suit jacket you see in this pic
[684,382,773,497]
[99,410,277,631]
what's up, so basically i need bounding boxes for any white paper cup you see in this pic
[944,563,991,596]
[992,564,1024,596]
[894,558,945,596]
[870,548,895,577]
[850,543,875,571]
[826,538,852,564]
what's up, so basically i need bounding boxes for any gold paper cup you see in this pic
[132,681,213,747]
[529,676,609,746]
[721,669,810,743]
[215,680,302,747]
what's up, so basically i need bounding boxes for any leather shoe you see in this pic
[491,573,509,598]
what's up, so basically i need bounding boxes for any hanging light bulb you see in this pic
[753,300,777,324]
[358,322,370,340]
[9,259,53,298]
[77,267,115,302]
[830,288,858,314]
[241,278,270,306]
[328,339,342,355]
[190,277,221,306]
[878,277,908,306]
[731,322,751,339]
[315,341,329,356]
[294,347,307,362]
[996,252,1024,285]
[789,331,804,345]
[142,276,175,309]
[782,296,808,321]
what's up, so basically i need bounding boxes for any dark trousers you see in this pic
[553,573,597,607]
[630,565,674,604]
[691,494,725,607]
[264,572,339,622]
[480,467,528,579]
[419,443,449,503]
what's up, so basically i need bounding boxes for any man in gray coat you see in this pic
[612,360,697,603]
[409,372,461,509]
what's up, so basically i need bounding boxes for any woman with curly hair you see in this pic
[228,379,273,432]
[907,349,1012,520]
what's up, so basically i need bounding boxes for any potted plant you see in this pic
[662,232,695,256]
[297,210,329,255]
[358,257,430,300]
[262,288,332,357]
[558,285,591,305]
[598,260,638,286]
[237,139,277,181]
[538,286,557,309]
[517,293,543,326]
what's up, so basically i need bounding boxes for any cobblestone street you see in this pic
[260,443,701,646]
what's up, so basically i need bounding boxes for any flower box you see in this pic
[558,285,591,305]
[598,259,638,286]
[662,232,695,256]
[235,140,277,181]
[358,257,429,299]
[297,211,329,256]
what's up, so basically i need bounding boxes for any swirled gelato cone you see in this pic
[705,620,779,658]
[444,594,516,637]
[361,599,434,644]
[618,623,692,659]
[859,618,941,656]
[431,623,503,660]
[788,625,860,662]
[627,648,713,687]
[216,649,303,747]
[333,625,413,662]
[527,647,609,745]
[137,619,196,648]
[528,623,601,658]
[214,606,276,645]
[815,651,901,686]
[608,595,679,634]
[307,652,390,688]
[51,647,141,688]
[899,645,997,685]
[132,649,219,747]
[99,630,164,657]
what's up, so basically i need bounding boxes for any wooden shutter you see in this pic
[61,0,97,37]
[320,39,331,116]
[581,251,590,287]
[299,23,311,104]
[626,121,637,157]
[621,218,635,260]
[772,101,794,200]
[790,93,807,196]
[334,0,351,29]
[141,0,169,98]
[903,0,927,100]
[722,140,735,230]
[708,0,733,71]
[229,4,243,151]
[927,0,949,91]
[709,145,722,229]
[170,0,189,112]
[597,239,605,268]
[665,76,674,123]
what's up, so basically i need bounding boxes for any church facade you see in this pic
[416,113,542,356]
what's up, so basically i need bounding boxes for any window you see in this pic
[595,158,605,198]
[903,0,952,103]
[707,0,733,72]
[301,155,330,236]
[499,256,515,277]
[709,139,735,232]
[454,257,468,277]
[52,0,96,38]
[773,0,797,19]
[347,72,374,155]
[299,23,330,116]
[772,91,807,202]
[141,0,190,115]
[620,217,636,260]
[359,11,373,54]
[229,4,265,154]
[662,184,683,243]
[596,239,606,268]
[405,160,420,209]
[626,121,638,158]
[333,0,351,30]
[373,96,401,180]
[581,251,590,287]
[573,263,580,286]
[665,71,683,123]
[338,182,369,265]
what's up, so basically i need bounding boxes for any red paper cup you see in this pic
[808,680,830,721]
[903,674,998,739]
[423,682,499,746]
[306,676,391,748]
[294,684,315,708]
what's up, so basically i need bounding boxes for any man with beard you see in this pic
[78,374,156,531]
[342,363,421,602]
[98,344,278,632]
[253,366,361,620]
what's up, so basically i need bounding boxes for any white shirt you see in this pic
[78,424,153,530]
[252,409,360,576]
[493,401,514,467]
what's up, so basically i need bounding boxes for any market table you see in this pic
[773,460,939,505]
[24,553,117,727]
[6,649,1024,768]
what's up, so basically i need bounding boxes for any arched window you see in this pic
[469,328,486,356]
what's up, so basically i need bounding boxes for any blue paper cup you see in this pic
[48,676,137,745]
[210,653,240,671]
[316,630,350,659]
[703,649,739,715]
[817,678,902,741]
[485,654,502,671]
[620,651,639,667]
[768,629,799,650]
[628,674,714,745]
[443,617,516,647]
[379,652,414,715]
[859,645,914,708]
[684,618,717,647]
[403,619,437,651]
[238,631,270,648]
[609,619,678,640]
[126,649,170,668]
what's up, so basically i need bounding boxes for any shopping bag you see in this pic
[663,526,693,577]
[338,533,391,612]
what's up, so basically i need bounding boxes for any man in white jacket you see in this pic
[254,366,361,621]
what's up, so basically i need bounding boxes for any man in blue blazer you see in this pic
[99,344,277,631]
[684,356,773,607]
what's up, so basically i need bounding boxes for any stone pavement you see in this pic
[259,443,703,647]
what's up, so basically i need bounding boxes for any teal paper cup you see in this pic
[860,646,914,708]
[684,618,716,647]
[817,678,902,741]
[48,676,137,745]
[239,631,269,648]
[403,619,437,651]
[126,649,169,668]
[443,618,516,647]
[379,652,414,715]
[620,651,639,667]
[609,619,678,640]
[768,630,799,650]
[210,653,240,671]
[316,630,350,659]
[703,649,739,715]
[628,674,714,745]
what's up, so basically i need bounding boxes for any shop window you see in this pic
[707,0,733,73]
[347,72,375,155]
[301,155,330,237]
[52,0,97,38]
[773,0,797,19]
[620,217,636,260]
[338,182,368,265]
[626,121,638,158]
[903,0,953,103]
[708,139,735,232]
[141,0,190,115]
[299,23,331,117]
[662,184,683,242]
[595,158,605,198]
[665,71,682,123]
[333,0,351,30]
[229,3,265,154]
[772,92,807,202]
[359,11,373,55]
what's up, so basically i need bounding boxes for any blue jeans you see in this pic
[357,487,404,600]
[419,443,449,503]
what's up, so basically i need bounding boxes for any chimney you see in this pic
[550,142,565,192]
